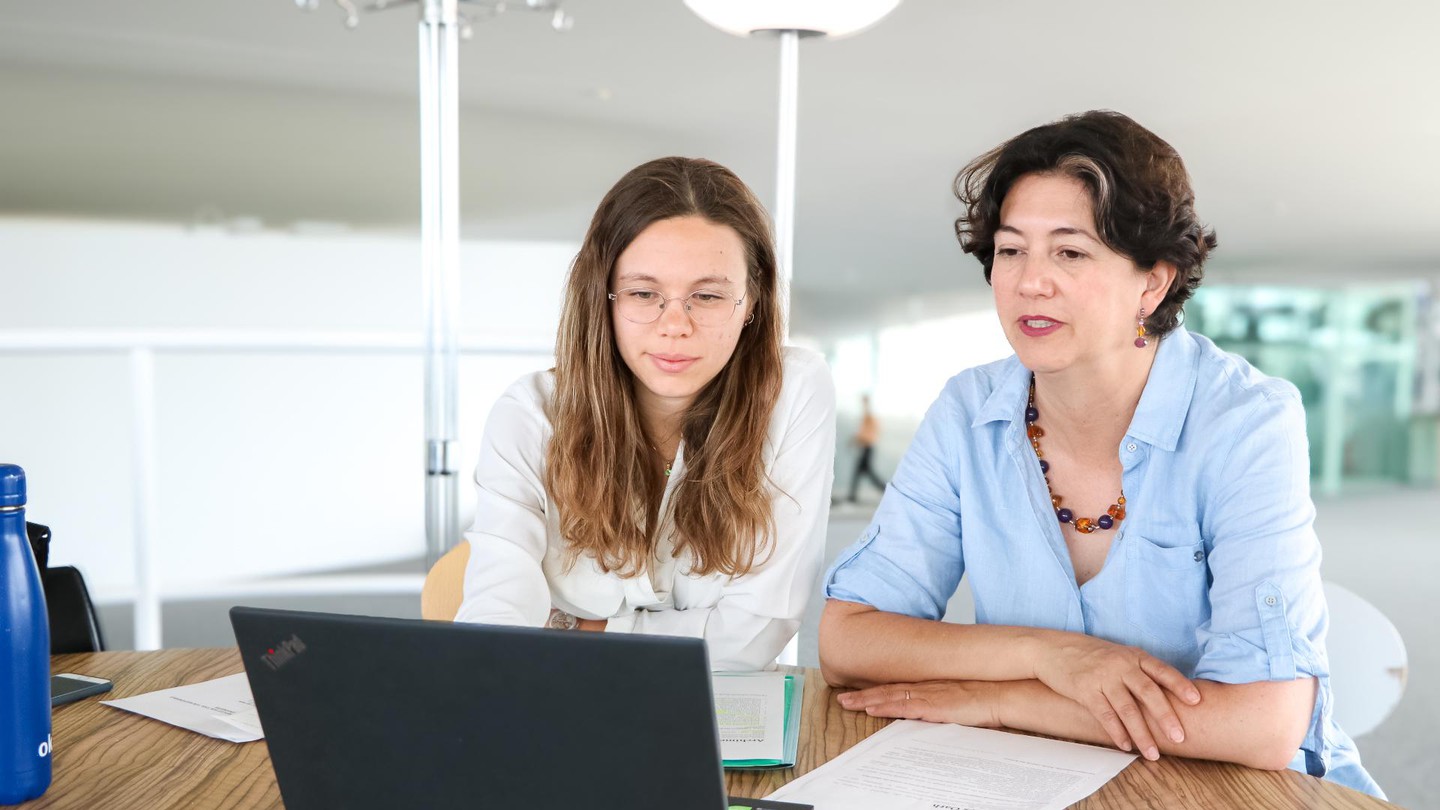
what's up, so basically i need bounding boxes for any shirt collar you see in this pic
[972,356,1033,427]
[1127,325,1200,452]
[970,326,1201,453]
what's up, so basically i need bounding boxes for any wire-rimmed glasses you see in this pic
[607,287,745,327]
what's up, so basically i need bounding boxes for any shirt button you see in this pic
[1126,443,1138,452]
[1193,551,1205,562]
[1265,595,1278,607]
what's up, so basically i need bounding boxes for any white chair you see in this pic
[1323,581,1408,737]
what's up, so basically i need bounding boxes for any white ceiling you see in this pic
[3,0,1439,323]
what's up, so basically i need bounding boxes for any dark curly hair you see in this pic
[954,110,1216,337]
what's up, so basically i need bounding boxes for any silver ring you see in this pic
[904,690,911,701]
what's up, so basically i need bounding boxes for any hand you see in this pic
[546,609,606,632]
[1033,634,1201,760]
[836,681,1002,729]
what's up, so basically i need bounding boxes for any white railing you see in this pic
[0,329,553,650]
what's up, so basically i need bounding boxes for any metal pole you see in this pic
[420,0,462,568]
[774,29,799,341]
[129,348,162,650]
[775,33,802,667]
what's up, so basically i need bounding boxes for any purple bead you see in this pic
[1134,337,1148,348]
[1039,459,1049,474]
[1025,406,1039,423]
[1056,508,1073,524]
[1097,514,1114,530]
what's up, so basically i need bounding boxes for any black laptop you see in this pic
[230,607,810,810]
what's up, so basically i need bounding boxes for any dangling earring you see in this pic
[744,313,755,326]
[1135,308,1148,349]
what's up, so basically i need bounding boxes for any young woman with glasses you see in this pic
[455,156,836,671]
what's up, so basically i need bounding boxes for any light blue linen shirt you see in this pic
[825,327,1382,798]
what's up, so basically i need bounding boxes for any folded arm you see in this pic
[822,599,1204,760]
[999,677,1316,770]
[843,675,1315,771]
[821,598,1073,687]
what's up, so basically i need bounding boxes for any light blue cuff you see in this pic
[1197,580,1331,779]
[1256,580,1297,679]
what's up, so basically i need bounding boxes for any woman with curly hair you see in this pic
[819,111,1381,797]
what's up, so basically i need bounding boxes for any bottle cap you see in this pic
[0,464,26,508]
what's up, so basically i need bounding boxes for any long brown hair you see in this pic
[545,157,785,578]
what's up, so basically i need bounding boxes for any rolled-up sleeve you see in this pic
[824,384,965,621]
[1194,386,1331,770]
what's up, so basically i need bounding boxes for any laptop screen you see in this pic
[231,607,735,810]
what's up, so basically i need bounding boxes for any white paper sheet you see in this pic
[213,704,265,737]
[769,720,1136,810]
[101,673,263,743]
[712,672,786,762]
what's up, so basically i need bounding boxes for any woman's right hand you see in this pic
[1032,634,1201,760]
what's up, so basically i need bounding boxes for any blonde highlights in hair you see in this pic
[544,157,784,578]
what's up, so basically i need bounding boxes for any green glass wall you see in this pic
[1186,284,1432,494]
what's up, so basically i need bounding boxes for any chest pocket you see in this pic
[1125,533,1210,656]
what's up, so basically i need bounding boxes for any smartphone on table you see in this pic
[52,673,113,706]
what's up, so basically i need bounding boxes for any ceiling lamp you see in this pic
[683,0,901,38]
[684,0,902,342]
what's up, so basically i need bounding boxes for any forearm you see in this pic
[614,605,796,671]
[995,678,1316,770]
[819,600,1067,687]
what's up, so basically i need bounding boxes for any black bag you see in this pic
[25,521,49,571]
[22,522,105,653]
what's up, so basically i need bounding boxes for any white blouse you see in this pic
[455,347,836,671]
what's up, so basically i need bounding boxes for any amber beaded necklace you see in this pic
[1026,376,1126,534]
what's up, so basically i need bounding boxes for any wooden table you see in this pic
[25,648,1395,809]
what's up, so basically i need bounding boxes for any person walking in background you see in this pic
[848,394,886,502]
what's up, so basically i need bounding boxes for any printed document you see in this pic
[102,673,263,743]
[712,672,787,762]
[769,720,1136,810]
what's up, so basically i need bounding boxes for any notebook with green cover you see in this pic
[714,668,806,766]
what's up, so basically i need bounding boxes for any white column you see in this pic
[419,0,463,568]
[129,348,162,650]
[775,30,802,665]
[774,29,800,341]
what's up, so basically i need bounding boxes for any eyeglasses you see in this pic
[607,287,745,327]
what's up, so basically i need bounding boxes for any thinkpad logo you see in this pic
[261,634,307,671]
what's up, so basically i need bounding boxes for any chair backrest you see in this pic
[25,521,105,654]
[45,565,105,654]
[1323,581,1407,737]
[421,541,471,621]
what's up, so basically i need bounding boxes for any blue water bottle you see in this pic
[0,464,52,804]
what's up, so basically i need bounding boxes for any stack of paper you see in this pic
[768,719,1136,810]
[101,673,264,743]
[712,672,803,769]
